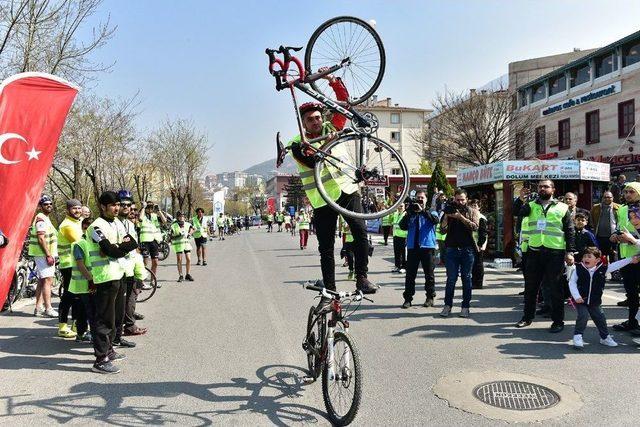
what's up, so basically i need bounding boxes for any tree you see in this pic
[427,159,452,203]
[416,87,536,167]
[283,175,304,210]
[412,159,432,175]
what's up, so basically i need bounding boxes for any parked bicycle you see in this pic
[303,281,369,425]
[157,227,171,262]
[266,16,409,220]
[137,266,158,303]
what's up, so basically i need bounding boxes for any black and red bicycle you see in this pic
[266,16,409,220]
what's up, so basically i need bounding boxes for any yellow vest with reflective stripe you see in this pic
[171,221,192,252]
[527,201,568,250]
[435,222,446,240]
[139,213,160,243]
[520,217,530,253]
[392,211,407,238]
[297,212,310,230]
[341,219,354,243]
[288,122,359,209]
[57,216,82,269]
[69,239,91,294]
[86,217,126,284]
[28,213,58,257]
[192,215,207,238]
[617,205,640,259]
[120,218,138,277]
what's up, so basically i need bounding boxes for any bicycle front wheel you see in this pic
[305,306,322,380]
[314,134,409,220]
[305,16,385,106]
[51,268,62,297]
[137,267,157,303]
[158,241,170,261]
[321,331,362,426]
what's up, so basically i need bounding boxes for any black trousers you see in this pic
[58,267,76,323]
[596,236,618,261]
[403,248,436,302]
[472,250,484,289]
[622,262,640,327]
[314,192,368,290]
[77,293,97,338]
[92,278,124,361]
[117,276,138,335]
[382,225,392,244]
[342,242,354,270]
[393,236,406,269]
[523,250,565,323]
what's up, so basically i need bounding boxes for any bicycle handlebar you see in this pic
[304,281,364,300]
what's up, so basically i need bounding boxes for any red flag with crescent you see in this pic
[0,73,79,308]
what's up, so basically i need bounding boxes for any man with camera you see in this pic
[439,189,479,317]
[515,179,575,333]
[399,190,440,308]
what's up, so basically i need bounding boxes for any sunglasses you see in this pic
[121,203,132,207]
[42,203,53,207]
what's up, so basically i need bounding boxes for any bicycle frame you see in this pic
[308,299,352,382]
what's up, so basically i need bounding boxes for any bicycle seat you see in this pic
[280,45,303,53]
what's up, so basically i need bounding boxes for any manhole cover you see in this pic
[473,381,560,411]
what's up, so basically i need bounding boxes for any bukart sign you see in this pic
[541,81,621,117]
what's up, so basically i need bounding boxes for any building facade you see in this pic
[265,173,295,211]
[516,30,640,183]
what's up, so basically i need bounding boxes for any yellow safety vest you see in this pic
[392,211,407,238]
[120,217,138,277]
[86,217,126,284]
[192,215,208,238]
[69,239,91,294]
[57,216,82,269]
[520,217,530,253]
[617,205,640,259]
[139,213,161,243]
[288,122,359,209]
[171,221,192,252]
[526,201,568,250]
[28,213,58,257]
[297,213,310,230]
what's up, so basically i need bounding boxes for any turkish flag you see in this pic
[0,73,79,308]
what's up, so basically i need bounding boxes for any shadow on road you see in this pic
[0,364,327,426]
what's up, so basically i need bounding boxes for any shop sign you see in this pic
[536,152,558,160]
[503,160,580,180]
[579,161,610,181]
[586,153,640,169]
[456,162,503,187]
[364,175,389,187]
[541,81,621,117]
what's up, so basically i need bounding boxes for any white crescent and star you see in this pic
[0,133,41,164]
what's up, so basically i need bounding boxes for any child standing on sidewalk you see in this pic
[570,246,639,349]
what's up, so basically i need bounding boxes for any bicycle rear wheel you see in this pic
[137,267,157,303]
[314,134,409,220]
[305,306,322,380]
[305,16,385,106]
[321,331,362,426]
[51,268,62,297]
[158,241,170,261]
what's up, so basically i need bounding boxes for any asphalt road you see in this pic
[1,228,640,425]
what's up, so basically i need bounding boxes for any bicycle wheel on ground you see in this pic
[314,134,409,220]
[305,16,385,106]
[51,268,62,297]
[305,307,323,380]
[321,331,362,426]
[137,267,157,303]
[158,241,170,261]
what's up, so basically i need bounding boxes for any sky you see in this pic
[83,0,640,174]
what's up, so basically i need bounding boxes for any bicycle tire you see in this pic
[305,306,322,379]
[314,134,410,220]
[305,16,385,106]
[137,267,157,303]
[158,241,170,261]
[51,268,62,298]
[321,331,362,426]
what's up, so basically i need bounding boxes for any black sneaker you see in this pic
[203,261,207,266]
[617,299,629,307]
[177,275,184,282]
[549,322,564,333]
[92,360,120,374]
[401,301,411,309]
[76,332,92,343]
[423,298,434,308]
[355,277,378,294]
[613,320,639,332]
[196,260,201,266]
[133,312,145,320]
[109,352,127,362]
[113,338,136,348]
[185,274,194,281]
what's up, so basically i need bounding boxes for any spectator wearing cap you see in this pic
[29,195,59,318]
[56,199,84,338]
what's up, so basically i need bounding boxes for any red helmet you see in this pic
[299,102,325,117]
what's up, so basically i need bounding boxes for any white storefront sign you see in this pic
[456,162,504,187]
[579,160,610,181]
[541,81,621,117]
[503,160,580,180]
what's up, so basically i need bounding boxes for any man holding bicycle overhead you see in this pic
[288,69,378,300]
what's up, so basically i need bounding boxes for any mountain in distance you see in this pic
[243,156,297,179]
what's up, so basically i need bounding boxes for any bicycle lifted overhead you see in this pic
[266,16,409,220]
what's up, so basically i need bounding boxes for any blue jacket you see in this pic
[400,211,438,249]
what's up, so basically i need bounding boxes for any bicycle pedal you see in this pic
[302,376,315,384]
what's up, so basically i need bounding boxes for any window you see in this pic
[558,119,570,150]
[618,100,636,138]
[391,131,400,141]
[391,168,401,175]
[531,83,545,102]
[586,110,600,144]
[390,113,400,124]
[595,51,618,77]
[535,126,546,154]
[549,74,566,96]
[519,89,527,107]
[569,63,591,87]
[622,40,640,67]
[515,132,525,159]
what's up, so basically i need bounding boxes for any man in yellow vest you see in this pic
[192,207,208,266]
[297,209,310,250]
[57,199,84,338]
[515,180,576,333]
[610,182,640,334]
[69,218,94,343]
[88,191,139,374]
[287,80,377,298]
[29,195,59,318]
[171,211,195,282]
[138,201,166,279]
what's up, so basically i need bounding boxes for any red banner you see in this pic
[0,73,79,308]
[267,197,276,214]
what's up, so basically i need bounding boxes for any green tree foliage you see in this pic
[427,159,453,203]
[412,159,432,175]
